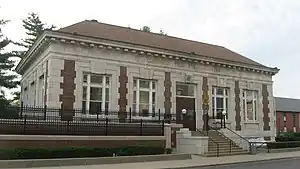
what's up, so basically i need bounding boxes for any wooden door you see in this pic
[176,97,196,131]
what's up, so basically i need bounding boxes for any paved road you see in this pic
[187,158,300,169]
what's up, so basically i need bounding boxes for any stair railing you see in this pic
[208,125,234,153]
[196,129,219,157]
[221,127,251,153]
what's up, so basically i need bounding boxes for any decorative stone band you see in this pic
[59,60,76,121]
[262,84,271,131]
[164,72,172,115]
[16,33,279,75]
[118,66,128,113]
[235,81,241,131]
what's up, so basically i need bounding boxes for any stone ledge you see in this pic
[0,135,165,141]
[0,153,192,168]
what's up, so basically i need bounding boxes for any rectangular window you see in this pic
[243,90,258,121]
[293,113,296,128]
[212,87,229,119]
[283,112,287,128]
[82,73,110,114]
[176,83,195,97]
[133,78,156,117]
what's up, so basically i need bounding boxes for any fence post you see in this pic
[97,111,99,122]
[158,109,161,121]
[140,119,143,136]
[23,115,27,134]
[161,120,165,136]
[105,117,108,136]
[43,105,47,120]
[19,102,24,119]
[129,107,132,122]
[67,120,70,134]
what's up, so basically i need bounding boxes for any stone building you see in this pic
[16,20,279,140]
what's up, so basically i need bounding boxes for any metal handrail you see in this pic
[224,127,251,151]
[225,127,250,144]
[196,129,219,157]
[208,125,234,153]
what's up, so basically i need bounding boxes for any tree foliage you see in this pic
[21,13,55,49]
[159,29,167,35]
[0,18,19,109]
[141,26,151,32]
[0,19,19,90]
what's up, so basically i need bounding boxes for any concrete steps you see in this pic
[197,130,249,157]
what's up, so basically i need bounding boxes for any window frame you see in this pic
[133,78,156,116]
[242,90,258,122]
[212,87,229,119]
[82,73,111,114]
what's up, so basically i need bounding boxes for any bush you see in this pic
[0,146,168,160]
[276,132,300,142]
[267,141,300,149]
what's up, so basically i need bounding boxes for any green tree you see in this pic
[159,29,167,35]
[141,26,151,32]
[12,13,56,104]
[21,12,55,49]
[0,19,19,91]
[0,18,20,118]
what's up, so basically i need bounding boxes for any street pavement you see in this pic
[10,151,300,169]
[188,157,300,169]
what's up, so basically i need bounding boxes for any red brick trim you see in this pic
[118,66,128,113]
[164,72,172,114]
[235,81,241,131]
[59,60,76,121]
[262,84,270,131]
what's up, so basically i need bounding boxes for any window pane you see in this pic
[243,99,246,121]
[216,88,223,95]
[83,73,88,83]
[253,99,257,120]
[139,104,149,117]
[216,97,224,109]
[91,74,103,84]
[83,86,87,100]
[132,104,137,116]
[246,98,253,121]
[133,79,137,87]
[89,102,101,114]
[152,92,156,104]
[152,105,156,116]
[105,88,109,101]
[82,101,86,114]
[105,102,109,111]
[133,91,136,103]
[140,80,150,88]
[105,76,110,85]
[140,91,149,104]
[152,82,156,89]
[90,87,102,101]
[176,84,194,97]
[225,89,228,96]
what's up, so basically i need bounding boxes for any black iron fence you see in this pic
[0,105,177,136]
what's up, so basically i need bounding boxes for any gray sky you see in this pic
[1,0,300,98]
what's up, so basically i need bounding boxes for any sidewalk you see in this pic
[13,151,300,169]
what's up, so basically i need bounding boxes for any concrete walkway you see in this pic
[13,151,300,169]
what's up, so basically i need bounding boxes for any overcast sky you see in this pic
[1,0,300,98]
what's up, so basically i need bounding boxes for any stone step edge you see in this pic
[0,153,192,169]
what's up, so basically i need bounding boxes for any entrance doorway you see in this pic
[175,83,196,131]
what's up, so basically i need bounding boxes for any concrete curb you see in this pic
[0,153,192,168]
[163,156,300,169]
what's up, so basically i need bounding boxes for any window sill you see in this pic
[244,121,260,124]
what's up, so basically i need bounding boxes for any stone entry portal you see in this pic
[176,97,196,131]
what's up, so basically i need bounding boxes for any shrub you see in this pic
[276,132,300,142]
[267,141,300,149]
[0,146,168,160]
